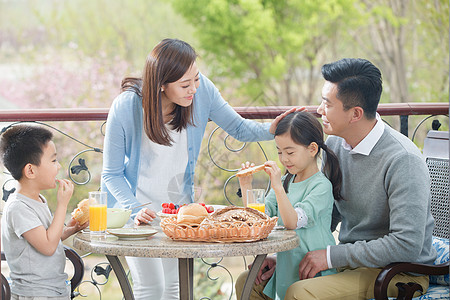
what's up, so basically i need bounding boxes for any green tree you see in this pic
[170,0,364,106]
[349,0,449,103]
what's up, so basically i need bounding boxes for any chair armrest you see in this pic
[374,261,449,300]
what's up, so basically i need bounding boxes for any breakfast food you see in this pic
[236,164,265,177]
[207,206,268,225]
[176,203,209,226]
[160,205,278,242]
[71,199,89,225]
[161,202,214,215]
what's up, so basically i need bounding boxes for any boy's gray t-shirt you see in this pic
[1,192,69,297]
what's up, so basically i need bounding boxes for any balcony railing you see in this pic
[0,102,448,300]
[0,102,448,136]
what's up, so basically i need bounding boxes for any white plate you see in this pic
[107,228,158,240]
[156,211,177,218]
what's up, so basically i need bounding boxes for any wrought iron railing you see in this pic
[0,103,448,300]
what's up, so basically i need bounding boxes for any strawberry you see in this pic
[206,206,214,213]
[162,203,169,208]
[169,203,175,209]
[162,208,170,213]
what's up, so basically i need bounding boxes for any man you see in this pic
[285,58,437,299]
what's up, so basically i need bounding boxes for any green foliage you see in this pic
[194,258,227,299]
[1,0,195,69]
[170,0,363,105]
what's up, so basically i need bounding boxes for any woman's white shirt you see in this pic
[136,124,188,213]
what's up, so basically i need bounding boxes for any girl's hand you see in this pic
[135,208,157,226]
[269,107,306,135]
[56,179,74,206]
[264,161,283,191]
[237,161,255,188]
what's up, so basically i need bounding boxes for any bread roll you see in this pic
[71,199,89,225]
[236,164,265,177]
[176,203,208,226]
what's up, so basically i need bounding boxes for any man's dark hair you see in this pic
[0,125,53,180]
[321,58,382,119]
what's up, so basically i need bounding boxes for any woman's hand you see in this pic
[247,256,277,285]
[134,208,157,226]
[264,161,283,192]
[269,107,306,135]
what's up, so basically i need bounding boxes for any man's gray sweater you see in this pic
[327,125,437,268]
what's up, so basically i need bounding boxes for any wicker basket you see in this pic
[160,215,278,243]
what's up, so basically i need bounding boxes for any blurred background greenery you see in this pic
[0,0,448,299]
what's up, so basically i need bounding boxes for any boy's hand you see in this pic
[264,161,283,191]
[62,217,89,240]
[56,179,74,206]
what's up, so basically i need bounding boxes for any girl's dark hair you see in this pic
[275,111,343,200]
[0,125,53,180]
[121,39,198,146]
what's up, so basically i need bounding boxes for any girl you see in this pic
[101,38,300,300]
[237,111,342,300]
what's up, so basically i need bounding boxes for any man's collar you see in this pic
[342,113,385,155]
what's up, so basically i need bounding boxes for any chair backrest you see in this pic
[1,247,84,300]
[64,246,85,299]
[1,272,11,300]
[423,130,449,239]
[1,251,11,300]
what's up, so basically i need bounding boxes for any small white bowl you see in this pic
[107,208,132,229]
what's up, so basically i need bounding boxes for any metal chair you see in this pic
[1,251,11,300]
[1,245,84,299]
[374,130,449,300]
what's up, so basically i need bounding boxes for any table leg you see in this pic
[178,258,194,300]
[240,254,267,300]
[106,255,135,300]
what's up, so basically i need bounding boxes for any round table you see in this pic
[73,225,299,300]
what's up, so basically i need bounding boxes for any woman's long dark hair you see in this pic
[121,39,197,146]
[275,111,343,201]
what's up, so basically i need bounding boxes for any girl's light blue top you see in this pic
[101,73,274,216]
[264,172,337,300]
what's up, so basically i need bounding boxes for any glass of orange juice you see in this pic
[246,189,266,213]
[89,191,107,237]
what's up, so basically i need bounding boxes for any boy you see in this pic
[1,124,86,299]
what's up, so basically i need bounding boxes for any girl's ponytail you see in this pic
[321,143,343,201]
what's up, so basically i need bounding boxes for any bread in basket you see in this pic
[160,206,278,242]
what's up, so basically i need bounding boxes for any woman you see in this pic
[101,38,299,300]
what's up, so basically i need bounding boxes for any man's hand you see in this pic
[269,107,306,135]
[248,256,277,285]
[298,249,328,280]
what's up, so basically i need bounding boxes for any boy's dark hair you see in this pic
[0,125,53,180]
[275,111,343,201]
[321,58,382,119]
